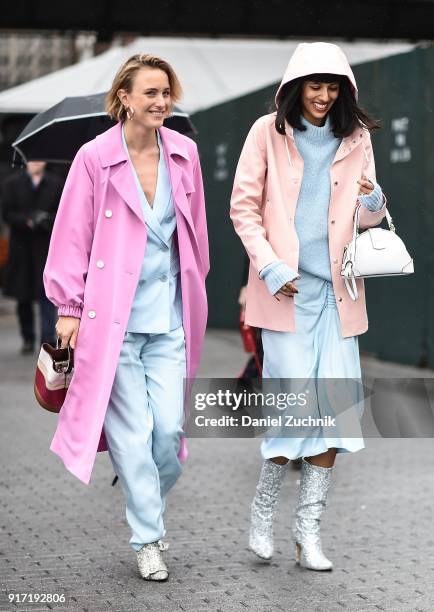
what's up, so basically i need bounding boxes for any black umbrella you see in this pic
[12,92,196,164]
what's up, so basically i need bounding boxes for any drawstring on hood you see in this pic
[275,42,358,107]
[285,138,293,167]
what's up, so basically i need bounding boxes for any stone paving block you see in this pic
[2,318,434,611]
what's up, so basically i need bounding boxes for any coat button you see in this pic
[338,297,343,302]
[105,209,113,218]
[96,260,105,269]
[334,181,338,186]
[160,274,168,282]
[333,258,338,264]
[331,220,336,224]
[88,310,96,318]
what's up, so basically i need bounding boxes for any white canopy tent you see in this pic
[0,37,415,115]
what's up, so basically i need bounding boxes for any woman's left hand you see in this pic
[357,175,374,195]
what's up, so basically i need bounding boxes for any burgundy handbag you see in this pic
[239,308,258,353]
[34,341,74,413]
[239,308,263,377]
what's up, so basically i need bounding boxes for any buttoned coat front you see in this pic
[230,112,386,337]
[43,123,209,485]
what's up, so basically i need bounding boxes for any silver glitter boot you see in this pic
[293,459,333,571]
[136,541,169,581]
[249,459,287,560]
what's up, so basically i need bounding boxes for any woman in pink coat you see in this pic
[230,43,386,571]
[44,54,209,581]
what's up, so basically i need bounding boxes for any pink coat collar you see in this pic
[95,122,191,168]
[284,117,365,163]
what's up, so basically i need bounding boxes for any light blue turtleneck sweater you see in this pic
[260,115,384,293]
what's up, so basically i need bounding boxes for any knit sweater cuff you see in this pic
[358,180,384,212]
[259,261,300,296]
[58,304,83,319]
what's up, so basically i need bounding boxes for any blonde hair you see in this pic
[105,54,183,122]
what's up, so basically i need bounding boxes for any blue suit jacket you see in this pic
[122,127,182,333]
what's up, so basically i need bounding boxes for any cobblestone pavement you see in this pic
[1,301,434,612]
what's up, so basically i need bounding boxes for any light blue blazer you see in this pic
[122,127,182,333]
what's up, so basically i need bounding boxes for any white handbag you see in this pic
[341,203,414,301]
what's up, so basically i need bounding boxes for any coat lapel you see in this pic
[159,127,196,235]
[138,190,170,246]
[109,162,145,226]
[110,160,170,246]
[97,123,197,239]
[96,123,145,225]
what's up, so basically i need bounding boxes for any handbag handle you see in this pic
[350,195,391,262]
[353,194,392,236]
[52,337,72,374]
[343,195,390,302]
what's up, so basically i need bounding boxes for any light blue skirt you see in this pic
[261,270,364,460]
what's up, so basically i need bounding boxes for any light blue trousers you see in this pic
[261,270,364,461]
[103,326,186,551]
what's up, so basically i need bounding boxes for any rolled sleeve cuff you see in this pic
[58,305,83,318]
[259,261,300,295]
[358,180,384,212]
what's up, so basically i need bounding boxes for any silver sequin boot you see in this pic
[249,459,287,560]
[136,540,169,581]
[293,459,333,571]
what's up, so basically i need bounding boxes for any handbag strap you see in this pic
[344,275,358,301]
[350,194,392,265]
[344,195,391,302]
[353,194,392,234]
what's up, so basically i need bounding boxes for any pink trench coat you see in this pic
[44,123,209,484]
[230,113,386,337]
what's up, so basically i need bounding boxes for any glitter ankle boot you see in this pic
[293,459,333,571]
[136,541,169,581]
[249,459,287,560]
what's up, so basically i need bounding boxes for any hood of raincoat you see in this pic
[275,42,358,105]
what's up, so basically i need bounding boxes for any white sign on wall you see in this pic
[214,143,229,181]
[390,117,411,163]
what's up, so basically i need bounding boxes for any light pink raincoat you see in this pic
[44,123,209,484]
[230,42,386,337]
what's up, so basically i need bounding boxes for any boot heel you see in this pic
[295,542,301,565]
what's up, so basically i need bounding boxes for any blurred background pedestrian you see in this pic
[1,161,63,353]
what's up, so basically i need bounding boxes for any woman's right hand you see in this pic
[55,316,81,349]
[275,281,299,300]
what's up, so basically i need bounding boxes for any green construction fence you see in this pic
[192,44,434,368]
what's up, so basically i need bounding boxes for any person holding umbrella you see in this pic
[230,42,386,571]
[43,54,209,581]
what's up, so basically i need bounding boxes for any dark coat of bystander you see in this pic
[2,170,63,301]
